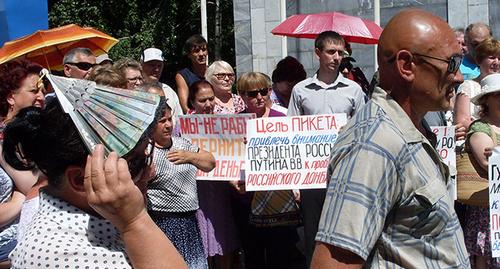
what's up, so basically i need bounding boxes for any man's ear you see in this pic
[65,165,86,197]
[396,50,415,82]
[315,47,321,60]
[63,64,71,77]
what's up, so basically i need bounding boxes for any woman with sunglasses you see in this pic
[455,37,500,131]
[182,81,241,269]
[234,72,302,269]
[0,59,47,267]
[206,61,246,114]
[4,95,187,268]
[147,103,216,268]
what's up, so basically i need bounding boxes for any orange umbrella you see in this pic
[0,24,119,70]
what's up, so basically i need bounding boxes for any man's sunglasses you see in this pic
[246,87,269,98]
[388,52,462,73]
[66,62,97,71]
[340,62,353,72]
[128,139,155,181]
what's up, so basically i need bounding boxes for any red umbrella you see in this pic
[271,11,383,44]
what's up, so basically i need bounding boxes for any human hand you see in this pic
[454,123,466,141]
[84,144,147,232]
[167,149,192,165]
[485,147,494,158]
[338,124,345,133]
[229,180,246,194]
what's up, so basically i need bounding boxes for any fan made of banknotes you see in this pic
[42,69,162,157]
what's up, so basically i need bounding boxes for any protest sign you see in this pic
[490,147,500,257]
[245,114,347,191]
[179,113,256,180]
[431,126,456,200]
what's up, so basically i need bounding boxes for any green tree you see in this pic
[48,0,234,87]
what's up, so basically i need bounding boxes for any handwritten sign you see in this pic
[245,114,347,191]
[490,147,500,257]
[179,114,256,180]
[431,126,456,200]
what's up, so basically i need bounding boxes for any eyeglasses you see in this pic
[246,87,269,98]
[128,138,155,181]
[214,73,235,80]
[388,52,463,73]
[66,62,96,71]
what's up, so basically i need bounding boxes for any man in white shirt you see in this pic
[141,48,183,123]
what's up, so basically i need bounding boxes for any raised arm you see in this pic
[167,148,215,172]
[84,145,188,269]
[0,187,25,228]
[175,73,190,114]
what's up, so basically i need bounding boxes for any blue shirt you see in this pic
[460,55,480,81]
[316,87,470,268]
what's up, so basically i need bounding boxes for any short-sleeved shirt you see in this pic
[467,119,500,146]
[459,56,480,81]
[147,136,200,213]
[9,191,131,268]
[457,80,482,121]
[159,82,184,124]
[286,73,366,117]
[316,87,470,268]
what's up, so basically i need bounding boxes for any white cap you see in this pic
[96,53,112,64]
[141,48,164,62]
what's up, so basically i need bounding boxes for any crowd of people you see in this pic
[0,7,499,269]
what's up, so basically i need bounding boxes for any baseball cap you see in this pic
[343,51,356,62]
[141,48,165,62]
[96,53,113,64]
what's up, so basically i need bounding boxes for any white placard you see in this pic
[489,147,500,257]
[431,126,456,200]
[245,114,347,191]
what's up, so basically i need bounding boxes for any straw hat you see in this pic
[471,73,500,105]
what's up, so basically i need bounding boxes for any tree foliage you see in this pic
[47,0,234,87]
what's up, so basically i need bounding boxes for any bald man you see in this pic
[460,23,491,80]
[311,9,469,268]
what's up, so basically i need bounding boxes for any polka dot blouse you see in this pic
[9,191,132,269]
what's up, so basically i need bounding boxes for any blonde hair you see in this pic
[237,72,269,96]
[88,65,127,88]
[475,37,500,64]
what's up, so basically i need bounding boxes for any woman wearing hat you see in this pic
[455,37,500,130]
[465,73,500,268]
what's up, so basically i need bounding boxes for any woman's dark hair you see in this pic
[0,59,43,117]
[3,100,88,189]
[187,80,214,110]
[271,56,306,84]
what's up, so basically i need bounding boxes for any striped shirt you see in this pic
[316,87,470,268]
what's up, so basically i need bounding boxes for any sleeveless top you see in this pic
[177,68,205,87]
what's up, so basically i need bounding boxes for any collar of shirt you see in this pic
[371,86,449,181]
[304,72,351,91]
[38,190,122,243]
